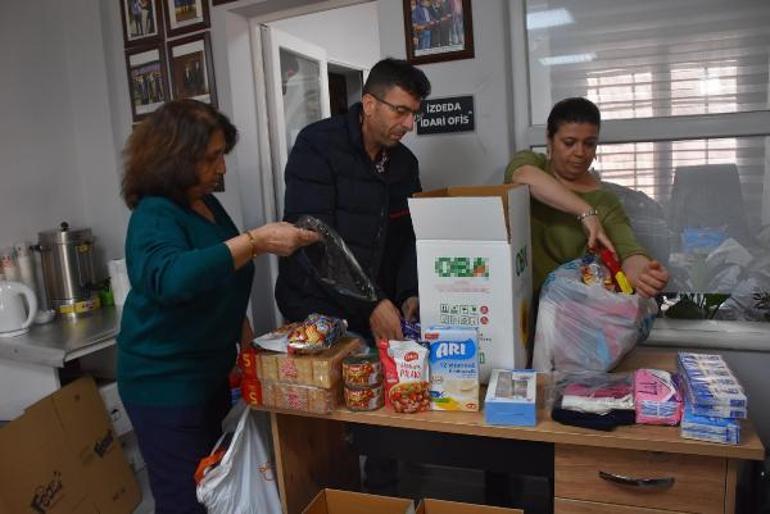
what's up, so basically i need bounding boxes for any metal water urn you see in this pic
[36,222,100,316]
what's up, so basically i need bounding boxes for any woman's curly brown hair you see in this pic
[122,99,237,209]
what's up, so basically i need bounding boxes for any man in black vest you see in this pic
[276,58,431,345]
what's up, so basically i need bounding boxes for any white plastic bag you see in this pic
[532,258,658,372]
[195,405,281,514]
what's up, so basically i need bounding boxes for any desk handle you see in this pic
[599,470,675,489]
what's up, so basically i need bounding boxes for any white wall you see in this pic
[269,2,380,69]
[0,1,88,250]
[377,0,515,190]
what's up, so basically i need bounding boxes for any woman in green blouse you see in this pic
[118,100,318,513]
[505,97,669,297]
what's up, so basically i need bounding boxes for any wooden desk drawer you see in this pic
[555,498,688,513]
[555,445,726,514]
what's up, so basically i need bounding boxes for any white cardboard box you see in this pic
[409,185,532,382]
[99,381,133,437]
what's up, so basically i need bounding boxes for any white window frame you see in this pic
[507,0,770,349]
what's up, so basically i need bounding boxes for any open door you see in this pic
[261,25,331,220]
[254,24,331,326]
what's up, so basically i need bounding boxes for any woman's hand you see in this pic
[250,222,319,256]
[622,255,670,298]
[580,215,617,256]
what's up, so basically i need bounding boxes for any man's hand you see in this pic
[369,299,403,343]
[401,296,419,322]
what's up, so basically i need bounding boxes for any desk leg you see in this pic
[271,413,360,514]
[724,458,739,514]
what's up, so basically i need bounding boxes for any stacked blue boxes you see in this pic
[677,352,746,444]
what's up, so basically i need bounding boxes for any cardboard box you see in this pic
[303,488,415,514]
[410,185,532,382]
[0,376,141,514]
[417,498,523,514]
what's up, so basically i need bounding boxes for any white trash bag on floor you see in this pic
[195,405,281,514]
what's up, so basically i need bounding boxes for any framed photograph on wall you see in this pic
[162,0,210,38]
[167,32,217,107]
[404,0,474,65]
[119,0,163,47]
[125,45,169,121]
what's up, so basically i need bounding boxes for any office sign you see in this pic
[417,96,474,135]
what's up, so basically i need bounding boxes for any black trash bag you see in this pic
[295,215,378,303]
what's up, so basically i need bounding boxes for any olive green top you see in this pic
[505,150,647,291]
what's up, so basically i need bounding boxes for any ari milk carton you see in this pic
[425,326,479,412]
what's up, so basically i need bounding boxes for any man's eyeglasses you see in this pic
[369,94,423,121]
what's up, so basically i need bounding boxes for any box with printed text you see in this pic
[409,185,532,383]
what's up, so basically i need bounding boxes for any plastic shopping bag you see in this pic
[195,405,281,514]
[532,258,658,372]
[295,215,378,302]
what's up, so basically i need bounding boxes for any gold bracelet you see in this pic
[243,230,258,258]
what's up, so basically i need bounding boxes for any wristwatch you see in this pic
[576,208,598,221]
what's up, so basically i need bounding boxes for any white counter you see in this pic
[0,307,120,420]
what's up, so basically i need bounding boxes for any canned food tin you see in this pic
[344,383,384,411]
[342,354,382,386]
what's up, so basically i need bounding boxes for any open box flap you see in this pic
[409,196,508,241]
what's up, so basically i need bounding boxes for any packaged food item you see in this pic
[424,326,480,412]
[344,383,384,411]
[287,313,347,355]
[252,321,302,352]
[598,247,633,294]
[240,378,262,407]
[261,380,341,415]
[401,319,422,341]
[258,337,364,388]
[377,339,430,413]
[342,354,382,387]
[633,369,683,425]
[238,346,260,381]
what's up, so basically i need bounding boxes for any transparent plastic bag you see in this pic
[549,371,634,415]
[532,258,658,372]
[295,215,378,302]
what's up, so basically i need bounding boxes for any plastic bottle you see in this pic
[0,247,19,282]
[13,242,38,292]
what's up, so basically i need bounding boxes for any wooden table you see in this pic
[256,349,765,514]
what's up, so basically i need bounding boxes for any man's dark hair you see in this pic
[121,99,237,209]
[363,57,431,100]
[546,97,601,139]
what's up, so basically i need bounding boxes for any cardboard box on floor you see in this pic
[417,498,523,514]
[409,185,532,382]
[0,376,140,514]
[303,488,415,514]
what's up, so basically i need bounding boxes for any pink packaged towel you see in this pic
[634,368,683,425]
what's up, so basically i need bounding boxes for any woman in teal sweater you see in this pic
[118,100,317,513]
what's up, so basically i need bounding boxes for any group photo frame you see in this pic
[119,0,163,47]
[167,32,218,107]
[162,0,210,38]
[125,44,169,122]
[403,0,474,65]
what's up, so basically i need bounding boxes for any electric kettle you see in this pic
[0,281,38,337]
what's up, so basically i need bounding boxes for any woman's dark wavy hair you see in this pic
[121,99,237,209]
[546,97,601,139]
